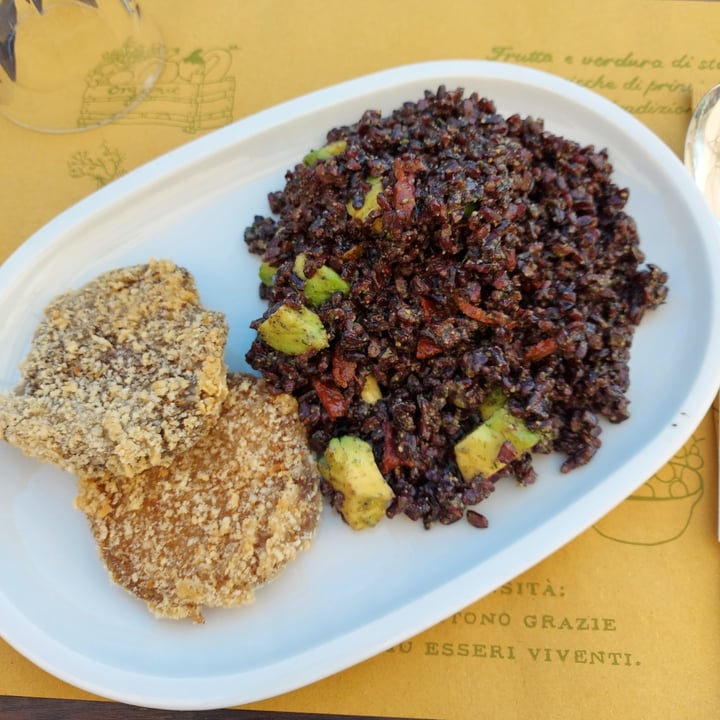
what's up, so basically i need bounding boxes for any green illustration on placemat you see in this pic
[79,43,236,132]
[67,141,125,187]
[593,433,704,545]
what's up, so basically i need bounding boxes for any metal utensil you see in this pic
[684,84,720,540]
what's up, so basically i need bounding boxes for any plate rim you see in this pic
[1,59,720,710]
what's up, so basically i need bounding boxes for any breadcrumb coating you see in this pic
[0,259,228,478]
[76,373,322,623]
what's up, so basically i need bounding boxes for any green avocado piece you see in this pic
[488,407,540,453]
[480,387,507,421]
[360,374,382,404]
[303,139,348,166]
[319,435,394,530]
[258,261,277,287]
[257,304,329,355]
[454,406,540,482]
[305,266,350,306]
[346,176,383,222]
[293,253,350,306]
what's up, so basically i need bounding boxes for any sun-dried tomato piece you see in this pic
[331,350,357,388]
[416,336,442,359]
[311,378,348,420]
[524,337,558,362]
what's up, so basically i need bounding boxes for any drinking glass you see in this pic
[0,0,164,132]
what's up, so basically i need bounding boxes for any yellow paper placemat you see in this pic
[1,1,719,718]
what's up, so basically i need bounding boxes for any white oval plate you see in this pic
[1,61,719,711]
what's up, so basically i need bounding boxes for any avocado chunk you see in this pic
[479,386,506,421]
[360,374,382,404]
[257,304,329,355]
[454,405,540,482]
[258,261,277,287]
[319,435,394,530]
[293,253,350,306]
[303,139,348,166]
[346,176,383,222]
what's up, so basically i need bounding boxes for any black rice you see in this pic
[244,86,668,529]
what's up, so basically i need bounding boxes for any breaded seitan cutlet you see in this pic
[0,259,228,478]
[76,373,322,623]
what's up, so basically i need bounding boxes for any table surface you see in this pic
[1,1,720,718]
[1,696,372,719]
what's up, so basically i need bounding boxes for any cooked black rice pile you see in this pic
[244,86,668,529]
